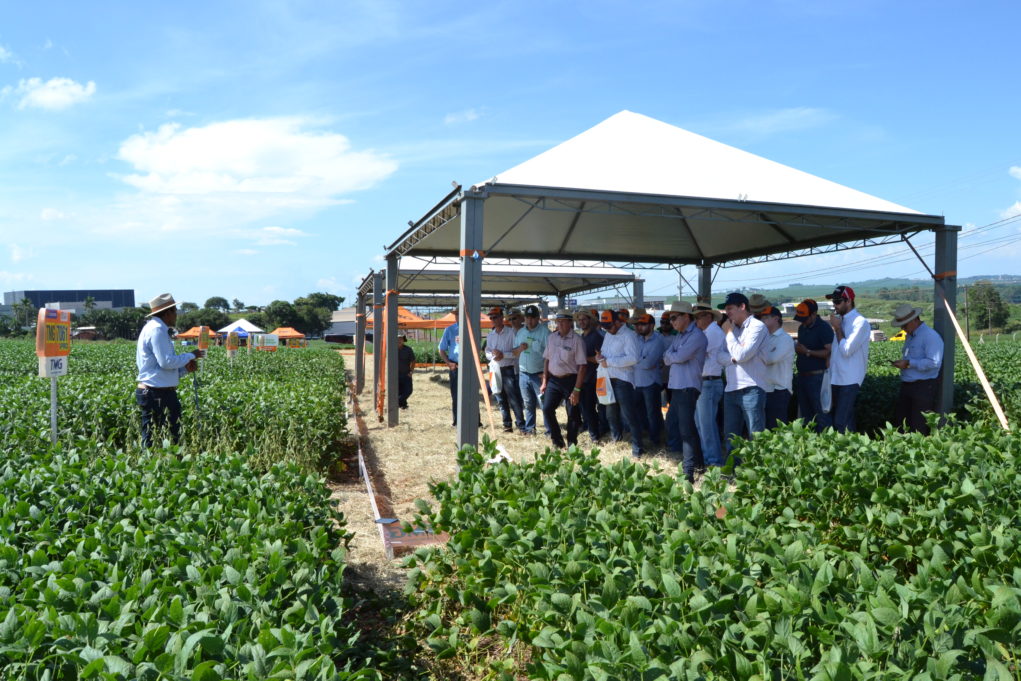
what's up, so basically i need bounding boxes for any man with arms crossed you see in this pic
[693,305,728,467]
[825,285,870,433]
[720,292,769,460]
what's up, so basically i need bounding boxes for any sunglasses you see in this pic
[831,297,846,303]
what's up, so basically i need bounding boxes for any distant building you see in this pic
[4,289,135,313]
[0,304,11,319]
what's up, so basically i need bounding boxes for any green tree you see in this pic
[969,281,1009,330]
[83,296,96,313]
[79,307,149,340]
[179,301,199,312]
[263,300,299,329]
[294,304,332,336]
[177,307,231,332]
[294,292,344,311]
[204,296,230,313]
[232,298,245,312]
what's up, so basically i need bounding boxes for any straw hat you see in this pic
[669,301,695,315]
[891,303,922,327]
[747,294,771,315]
[146,293,178,317]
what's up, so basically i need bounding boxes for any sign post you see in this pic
[35,309,72,445]
[226,331,239,360]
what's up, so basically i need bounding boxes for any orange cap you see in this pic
[487,307,503,316]
[600,310,615,323]
[633,313,653,324]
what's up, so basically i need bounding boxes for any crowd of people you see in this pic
[427,285,944,481]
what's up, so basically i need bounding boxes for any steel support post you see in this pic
[372,272,384,407]
[556,294,566,312]
[456,191,485,450]
[355,292,366,394]
[633,279,644,309]
[385,255,400,427]
[933,225,959,413]
[539,300,549,319]
[697,264,712,307]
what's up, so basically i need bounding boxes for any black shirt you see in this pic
[398,345,416,375]
[581,329,604,383]
[796,318,834,373]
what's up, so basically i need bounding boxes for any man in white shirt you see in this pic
[485,307,525,433]
[719,292,768,461]
[693,305,728,467]
[825,285,870,433]
[756,305,795,429]
[595,310,644,457]
[135,293,203,448]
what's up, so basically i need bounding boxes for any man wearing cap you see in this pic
[485,307,526,433]
[693,304,729,467]
[632,312,666,447]
[663,302,708,481]
[756,305,796,429]
[513,305,550,435]
[825,285,870,433]
[135,293,203,448]
[890,304,944,434]
[595,310,644,456]
[397,333,416,410]
[793,299,833,431]
[574,309,604,442]
[437,308,460,426]
[541,312,588,449]
[720,292,769,460]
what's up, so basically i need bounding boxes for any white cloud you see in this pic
[9,244,28,263]
[1009,166,1021,181]
[234,248,259,256]
[0,45,14,63]
[58,154,77,166]
[444,108,483,125]
[12,77,96,110]
[249,225,308,246]
[43,39,53,50]
[316,276,349,295]
[724,107,836,137]
[117,117,397,198]
[1002,201,1021,219]
[40,208,67,220]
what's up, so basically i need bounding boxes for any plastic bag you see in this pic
[820,369,832,414]
[489,359,503,394]
[596,365,616,405]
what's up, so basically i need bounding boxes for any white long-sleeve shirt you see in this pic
[485,326,518,368]
[701,322,730,378]
[599,325,640,385]
[829,308,870,387]
[724,315,768,392]
[136,317,195,388]
[761,328,795,393]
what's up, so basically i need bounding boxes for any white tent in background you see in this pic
[218,319,265,336]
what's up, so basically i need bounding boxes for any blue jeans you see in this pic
[796,372,830,432]
[695,377,724,467]
[765,389,791,429]
[667,387,703,479]
[496,365,525,430]
[830,383,860,433]
[606,379,643,455]
[519,371,545,434]
[635,383,664,445]
[723,386,766,460]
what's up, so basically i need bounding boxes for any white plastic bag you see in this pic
[820,369,832,414]
[596,365,616,405]
[489,359,503,394]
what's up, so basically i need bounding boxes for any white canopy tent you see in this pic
[383,111,959,448]
[218,319,265,335]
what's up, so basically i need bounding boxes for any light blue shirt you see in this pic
[599,325,640,385]
[514,323,549,374]
[438,323,460,364]
[663,324,708,391]
[901,321,943,382]
[634,332,666,388]
[136,317,195,387]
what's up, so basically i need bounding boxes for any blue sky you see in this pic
[2,0,1020,307]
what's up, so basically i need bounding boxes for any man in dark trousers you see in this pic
[793,299,833,431]
[135,292,202,447]
[397,333,416,409]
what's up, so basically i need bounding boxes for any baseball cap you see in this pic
[825,285,855,302]
[487,306,504,316]
[524,305,540,317]
[633,313,654,324]
[506,308,523,319]
[756,305,782,318]
[717,292,750,310]
[599,310,615,324]
[793,299,818,322]
[616,309,630,319]
[660,311,672,322]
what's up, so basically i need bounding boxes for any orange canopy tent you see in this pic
[401,311,494,330]
[269,327,305,338]
[365,305,426,328]
[175,326,207,339]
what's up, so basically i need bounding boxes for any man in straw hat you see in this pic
[792,299,834,431]
[485,306,526,433]
[825,285,870,433]
[693,304,728,466]
[663,302,708,481]
[889,303,944,434]
[135,293,203,448]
